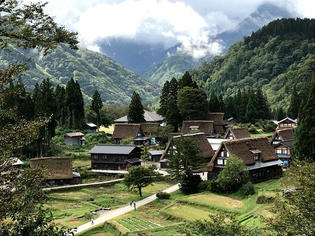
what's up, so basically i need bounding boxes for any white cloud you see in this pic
[24,0,314,59]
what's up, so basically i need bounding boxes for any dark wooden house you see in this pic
[224,127,250,140]
[112,124,142,144]
[149,150,164,162]
[89,144,141,170]
[207,112,228,135]
[276,117,297,130]
[181,120,214,136]
[271,128,294,167]
[64,132,85,146]
[205,137,283,183]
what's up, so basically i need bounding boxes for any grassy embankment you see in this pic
[80,179,281,235]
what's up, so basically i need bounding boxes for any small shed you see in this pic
[64,132,85,146]
[149,150,163,162]
[85,122,98,132]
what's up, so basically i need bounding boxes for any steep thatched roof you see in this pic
[162,132,214,160]
[112,124,141,139]
[272,128,294,142]
[224,127,250,139]
[114,110,164,123]
[207,112,227,126]
[181,120,213,135]
[205,136,278,171]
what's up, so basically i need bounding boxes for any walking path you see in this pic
[43,178,123,191]
[74,184,180,235]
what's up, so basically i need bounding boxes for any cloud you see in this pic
[27,0,314,58]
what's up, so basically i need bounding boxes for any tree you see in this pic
[275,107,286,120]
[158,81,169,116]
[0,0,78,234]
[55,85,66,126]
[215,156,249,193]
[127,91,145,123]
[183,213,259,236]
[178,87,208,120]
[287,85,300,119]
[292,79,315,162]
[178,71,198,89]
[266,161,315,235]
[208,91,220,112]
[180,171,202,194]
[165,96,182,132]
[168,137,204,181]
[91,90,103,126]
[124,166,156,197]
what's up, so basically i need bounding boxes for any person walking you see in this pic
[91,218,94,225]
[133,201,136,210]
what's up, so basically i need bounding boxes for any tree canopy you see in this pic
[127,91,145,123]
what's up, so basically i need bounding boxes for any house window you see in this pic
[276,149,282,154]
[254,153,260,161]
[221,151,225,157]
[282,149,288,154]
[226,152,230,157]
[217,159,223,165]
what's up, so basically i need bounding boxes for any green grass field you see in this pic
[48,181,173,229]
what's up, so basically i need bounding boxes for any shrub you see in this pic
[198,181,212,192]
[263,122,277,132]
[248,125,259,134]
[256,195,274,204]
[180,173,202,194]
[216,156,249,193]
[209,180,220,193]
[156,192,170,199]
[240,182,255,196]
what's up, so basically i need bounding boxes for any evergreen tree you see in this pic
[178,71,198,89]
[245,89,259,123]
[287,85,300,119]
[91,90,103,126]
[74,81,85,129]
[54,85,66,126]
[208,91,220,112]
[165,96,182,132]
[275,107,286,120]
[169,77,179,99]
[256,88,271,120]
[158,81,169,116]
[178,87,208,120]
[127,91,145,123]
[292,79,315,162]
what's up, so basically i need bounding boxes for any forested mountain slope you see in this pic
[0,44,159,105]
[191,18,315,110]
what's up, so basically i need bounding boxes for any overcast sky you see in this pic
[25,0,315,57]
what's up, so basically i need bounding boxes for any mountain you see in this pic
[142,3,293,86]
[98,38,168,75]
[191,18,315,110]
[0,44,160,105]
[217,3,292,51]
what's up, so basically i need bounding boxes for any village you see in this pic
[1,2,314,236]
[11,105,298,235]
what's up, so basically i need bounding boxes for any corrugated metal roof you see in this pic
[65,132,84,137]
[86,122,97,128]
[149,150,163,155]
[89,145,137,155]
[247,159,283,170]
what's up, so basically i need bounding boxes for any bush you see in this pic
[240,182,255,196]
[198,181,212,192]
[156,192,170,199]
[180,173,202,194]
[248,125,259,134]
[256,195,274,204]
[263,122,277,132]
[209,180,220,193]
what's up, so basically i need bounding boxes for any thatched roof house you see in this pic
[207,112,227,134]
[181,120,214,136]
[205,136,282,182]
[162,132,215,160]
[112,124,142,140]
[224,127,250,140]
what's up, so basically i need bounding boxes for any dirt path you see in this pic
[74,184,180,235]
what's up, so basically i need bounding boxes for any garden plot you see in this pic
[116,216,162,232]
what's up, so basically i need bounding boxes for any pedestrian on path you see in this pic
[129,201,132,207]
[133,201,136,210]
[91,218,94,225]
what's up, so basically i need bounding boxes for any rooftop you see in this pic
[65,132,84,137]
[114,110,164,123]
[89,144,138,155]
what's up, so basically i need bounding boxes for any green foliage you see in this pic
[198,180,212,192]
[183,213,259,236]
[178,87,208,120]
[91,90,103,126]
[240,182,255,196]
[192,18,315,111]
[127,91,145,123]
[256,195,274,204]
[287,85,300,119]
[158,80,169,116]
[124,166,157,197]
[180,172,202,194]
[216,156,249,193]
[167,137,203,181]
[266,161,315,235]
[156,192,171,199]
[292,79,315,162]
[178,71,198,89]
[248,125,259,134]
